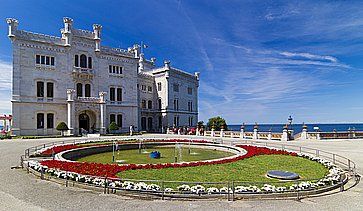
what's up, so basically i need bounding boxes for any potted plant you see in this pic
[56,122,69,136]
[109,122,119,134]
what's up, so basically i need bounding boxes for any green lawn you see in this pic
[117,155,328,187]
[77,146,234,164]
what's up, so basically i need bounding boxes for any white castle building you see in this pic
[6,17,199,136]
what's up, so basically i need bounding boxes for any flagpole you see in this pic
[140,41,143,54]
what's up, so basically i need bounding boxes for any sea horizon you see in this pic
[227,123,363,133]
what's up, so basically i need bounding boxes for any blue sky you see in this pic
[1,0,363,124]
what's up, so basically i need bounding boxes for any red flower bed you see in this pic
[39,139,209,157]
[40,145,82,157]
[40,145,297,178]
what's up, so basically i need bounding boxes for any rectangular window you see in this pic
[173,84,179,92]
[46,56,50,65]
[75,55,79,67]
[47,82,54,98]
[142,100,146,109]
[141,85,146,91]
[109,65,112,73]
[51,57,55,66]
[148,100,153,109]
[188,87,193,95]
[41,56,45,65]
[47,113,54,128]
[157,82,162,91]
[113,66,116,74]
[174,99,179,111]
[110,88,115,101]
[37,113,44,129]
[174,116,179,127]
[117,88,122,101]
[158,116,162,128]
[36,55,40,64]
[117,114,122,127]
[116,66,119,74]
[119,66,123,74]
[110,114,116,124]
[37,81,44,97]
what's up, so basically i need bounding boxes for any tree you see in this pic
[207,116,228,131]
[109,122,119,133]
[56,122,69,136]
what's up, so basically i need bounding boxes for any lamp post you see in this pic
[112,141,116,163]
[288,115,293,140]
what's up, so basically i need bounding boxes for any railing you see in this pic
[204,131,283,140]
[304,131,363,140]
[72,67,93,75]
[76,97,100,103]
[21,136,359,200]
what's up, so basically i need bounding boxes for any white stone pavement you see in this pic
[0,135,362,211]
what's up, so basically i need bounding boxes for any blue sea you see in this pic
[228,123,363,133]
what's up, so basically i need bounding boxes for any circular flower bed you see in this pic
[25,139,346,197]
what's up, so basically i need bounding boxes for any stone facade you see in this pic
[6,17,199,136]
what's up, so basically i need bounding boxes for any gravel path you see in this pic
[0,135,362,211]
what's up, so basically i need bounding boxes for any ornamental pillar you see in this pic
[301,124,308,140]
[268,130,272,140]
[66,89,75,135]
[282,125,289,141]
[211,128,215,137]
[220,128,225,137]
[253,123,259,140]
[99,92,107,134]
[240,123,245,139]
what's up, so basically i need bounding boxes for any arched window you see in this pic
[117,88,122,101]
[85,84,91,97]
[80,54,87,68]
[117,114,122,127]
[158,98,162,110]
[110,87,115,101]
[36,81,44,97]
[147,117,153,131]
[47,113,54,128]
[88,57,92,69]
[74,55,79,67]
[141,117,146,131]
[148,100,153,109]
[37,113,44,129]
[110,114,116,124]
[76,83,83,97]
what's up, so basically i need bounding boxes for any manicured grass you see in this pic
[117,155,328,186]
[77,146,234,164]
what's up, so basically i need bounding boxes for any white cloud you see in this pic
[0,60,12,91]
[279,51,338,63]
[0,60,12,114]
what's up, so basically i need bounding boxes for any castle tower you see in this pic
[93,24,102,52]
[6,18,19,40]
[62,17,73,46]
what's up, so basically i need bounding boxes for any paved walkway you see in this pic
[0,135,362,211]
